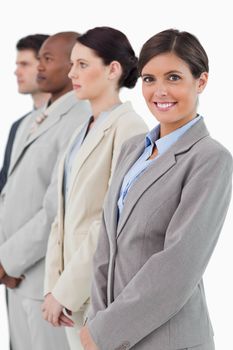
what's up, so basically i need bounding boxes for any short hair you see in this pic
[16,34,50,55]
[77,26,138,89]
[138,29,209,78]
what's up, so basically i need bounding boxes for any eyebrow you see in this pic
[40,52,53,56]
[165,70,183,75]
[76,58,88,62]
[141,70,183,77]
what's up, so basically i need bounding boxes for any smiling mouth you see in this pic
[154,102,177,110]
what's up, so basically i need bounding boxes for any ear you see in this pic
[108,61,122,81]
[197,72,208,93]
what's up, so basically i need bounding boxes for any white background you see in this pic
[0,0,232,349]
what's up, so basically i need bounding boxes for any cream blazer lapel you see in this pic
[111,119,210,238]
[66,102,134,205]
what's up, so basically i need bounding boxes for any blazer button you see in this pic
[114,341,130,350]
[58,270,61,275]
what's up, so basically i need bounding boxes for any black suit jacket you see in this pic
[0,113,29,192]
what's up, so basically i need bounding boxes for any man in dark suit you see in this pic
[0,34,50,193]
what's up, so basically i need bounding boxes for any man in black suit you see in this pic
[0,34,50,193]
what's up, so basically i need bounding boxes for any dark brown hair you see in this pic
[16,34,50,55]
[138,29,209,78]
[77,26,138,89]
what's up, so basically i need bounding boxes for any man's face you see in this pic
[14,49,40,94]
[37,36,72,99]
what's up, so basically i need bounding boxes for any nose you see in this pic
[153,82,168,98]
[14,66,20,77]
[68,64,77,80]
[37,59,45,72]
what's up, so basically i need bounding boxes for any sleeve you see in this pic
[0,156,60,277]
[87,151,233,350]
[0,117,78,278]
[87,215,110,320]
[51,113,148,311]
[43,215,60,295]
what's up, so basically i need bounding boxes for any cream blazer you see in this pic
[44,101,148,311]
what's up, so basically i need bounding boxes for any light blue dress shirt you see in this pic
[117,115,202,215]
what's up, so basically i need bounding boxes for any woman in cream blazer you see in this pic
[42,27,147,349]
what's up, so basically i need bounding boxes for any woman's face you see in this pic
[68,42,112,101]
[141,52,208,132]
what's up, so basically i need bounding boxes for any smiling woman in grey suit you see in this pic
[80,29,233,350]
[42,27,147,349]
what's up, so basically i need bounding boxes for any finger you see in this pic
[52,315,60,327]
[42,310,49,322]
[48,313,54,324]
[41,302,46,312]
[59,313,74,327]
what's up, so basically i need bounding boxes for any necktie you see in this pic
[28,112,48,136]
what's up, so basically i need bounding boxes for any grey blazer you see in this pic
[0,91,91,299]
[88,119,233,350]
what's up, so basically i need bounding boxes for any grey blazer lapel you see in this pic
[9,93,78,176]
[116,149,176,237]
[8,108,43,175]
[105,139,146,238]
[116,118,210,238]
[25,93,78,147]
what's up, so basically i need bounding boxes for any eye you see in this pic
[168,74,181,81]
[44,56,52,62]
[141,75,155,83]
[80,61,88,68]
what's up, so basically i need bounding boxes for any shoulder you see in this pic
[66,99,91,119]
[194,135,233,169]
[71,98,91,112]
[115,133,146,164]
[114,101,146,125]
[110,102,148,139]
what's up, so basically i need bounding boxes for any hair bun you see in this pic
[122,55,138,88]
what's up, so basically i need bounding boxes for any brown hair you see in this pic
[138,29,209,78]
[77,26,138,89]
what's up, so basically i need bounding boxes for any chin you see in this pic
[74,92,86,100]
[19,89,29,94]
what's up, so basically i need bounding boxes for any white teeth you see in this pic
[157,102,174,109]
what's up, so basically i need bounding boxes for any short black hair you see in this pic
[16,34,50,55]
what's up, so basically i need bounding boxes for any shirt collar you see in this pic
[145,115,202,156]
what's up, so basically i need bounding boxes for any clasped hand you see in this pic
[42,293,74,327]
[0,263,23,288]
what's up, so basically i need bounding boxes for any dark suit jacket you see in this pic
[0,113,29,192]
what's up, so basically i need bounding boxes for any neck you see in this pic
[91,92,121,120]
[32,91,51,109]
[50,82,74,104]
[160,112,197,138]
